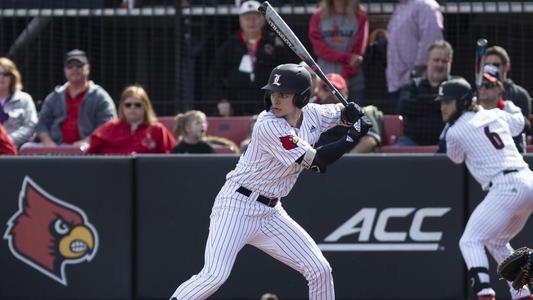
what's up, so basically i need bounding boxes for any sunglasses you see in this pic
[480,81,497,89]
[124,102,143,108]
[0,71,12,77]
[65,62,85,69]
[486,62,501,68]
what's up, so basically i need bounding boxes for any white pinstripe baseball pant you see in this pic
[170,181,335,300]
[459,169,533,298]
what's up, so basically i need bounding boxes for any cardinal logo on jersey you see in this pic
[280,135,299,150]
[4,177,99,286]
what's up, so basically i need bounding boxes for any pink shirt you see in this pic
[386,0,443,92]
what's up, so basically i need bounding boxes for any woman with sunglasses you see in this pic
[86,84,175,154]
[0,57,37,148]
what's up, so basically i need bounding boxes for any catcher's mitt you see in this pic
[497,247,533,290]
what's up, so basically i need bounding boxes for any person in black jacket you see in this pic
[208,0,295,116]
[396,40,456,146]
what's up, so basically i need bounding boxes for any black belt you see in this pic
[503,169,518,175]
[489,169,518,188]
[236,186,278,207]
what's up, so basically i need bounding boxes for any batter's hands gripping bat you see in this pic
[475,38,488,87]
[258,1,349,107]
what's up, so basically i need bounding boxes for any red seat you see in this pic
[158,116,176,133]
[382,115,404,145]
[19,146,84,156]
[379,145,438,153]
[206,116,251,146]
[157,116,251,146]
[212,144,237,154]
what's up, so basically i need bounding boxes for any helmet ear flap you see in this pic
[293,87,311,108]
[459,89,475,110]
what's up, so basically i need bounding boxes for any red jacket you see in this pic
[86,119,176,155]
[0,123,16,155]
[308,8,368,78]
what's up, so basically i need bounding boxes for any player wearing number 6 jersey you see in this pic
[169,63,371,300]
[436,78,533,300]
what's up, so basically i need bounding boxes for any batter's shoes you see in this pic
[478,295,496,300]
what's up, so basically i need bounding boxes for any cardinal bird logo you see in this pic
[3,176,99,286]
[280,135,299,150]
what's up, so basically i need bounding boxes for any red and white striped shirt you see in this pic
[226,103,343,198]
[446,107,528,190]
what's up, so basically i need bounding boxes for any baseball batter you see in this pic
[169,63,370,300]
[436,78,533,300]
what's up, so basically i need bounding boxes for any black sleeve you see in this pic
[297,136,353,171]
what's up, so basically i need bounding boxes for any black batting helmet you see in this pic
[262,63,312,110]
[435,78,475,109]
[435,78,475,121]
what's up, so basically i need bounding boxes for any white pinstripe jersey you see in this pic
[446,107,528,190]
[226,103,344,198]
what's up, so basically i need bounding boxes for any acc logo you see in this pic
[318,207,451,252]
[280,135,299,150]
[3,176,99,285]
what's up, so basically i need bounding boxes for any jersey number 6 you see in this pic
[484,126,504,150]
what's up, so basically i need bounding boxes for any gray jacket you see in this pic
[35,81,116,144]
[3,90,37,147]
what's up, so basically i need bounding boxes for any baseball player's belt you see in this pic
[236,186,279,207]
[488,169,518,188]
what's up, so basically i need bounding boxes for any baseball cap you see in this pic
[239,0,260,15]
[435,78,472,102]
[482,64,501,83]
[321,73,347,91]
[64,49,89,65]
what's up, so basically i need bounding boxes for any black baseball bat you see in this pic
[258,1,349,107]
[475,38,488,87]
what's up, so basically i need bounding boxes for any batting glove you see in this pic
[340,102,364,127]
[346,115,372,143]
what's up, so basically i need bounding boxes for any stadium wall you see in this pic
[1,155,532,300]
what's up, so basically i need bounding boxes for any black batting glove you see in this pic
[340,102,364,127]
[346,115,372,143]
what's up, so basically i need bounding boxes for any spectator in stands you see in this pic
[395,40,455,146]
[0,57,37,148]
[386,0,443,113]
[208,0,294,116]
[240,114,258,153]
[315,73,382,153]
[477,64,526,153]
[483,45,531,123]
[260,293,279,300]
[86,85,175,154]
[0,122,16,155]
[308,0,368,104]
[172,110,214,153]
[34,49,116,149]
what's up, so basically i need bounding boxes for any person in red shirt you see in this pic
[0,122,16,155]
[86,85,175,154]
[308,0,368,104]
